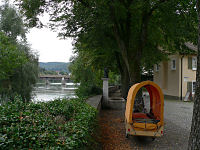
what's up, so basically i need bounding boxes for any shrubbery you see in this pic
[76,83,102,99]
[0,97,97,149]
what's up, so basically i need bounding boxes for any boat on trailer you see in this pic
[125,81,164,139]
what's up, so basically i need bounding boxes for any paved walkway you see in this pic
[99,99,193,150]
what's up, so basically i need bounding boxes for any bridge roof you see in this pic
[39,75,70,78]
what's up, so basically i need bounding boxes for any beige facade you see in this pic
[154,54,196,100]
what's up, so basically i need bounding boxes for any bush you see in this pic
[0,97,97,149]
[76,83,102,99]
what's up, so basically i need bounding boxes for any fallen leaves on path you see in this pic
[99,110,132,150]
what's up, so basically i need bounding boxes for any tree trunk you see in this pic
[128,57,142,86]
[114,52,130,99]
[121,64,130,99]
[127,53,144,111]
[188,1,200,149]
[111,1,150,105]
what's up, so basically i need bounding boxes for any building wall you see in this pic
[154,54,197,100]
[182,55,196,98]
[154,55,180,98]
[154,64,162,89]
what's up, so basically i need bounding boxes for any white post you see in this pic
[102,78,109,107]
[61,77,66,85]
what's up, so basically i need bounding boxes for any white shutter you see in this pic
[192,56,197,70]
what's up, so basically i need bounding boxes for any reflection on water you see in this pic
[32,83,78,102]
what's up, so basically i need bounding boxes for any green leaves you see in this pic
[0,32,27,80]
[0,3,38,102]
[0,98,97,149]
[0,3,27,40]
[16,0,198,82]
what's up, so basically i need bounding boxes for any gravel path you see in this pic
[99,99,194,150]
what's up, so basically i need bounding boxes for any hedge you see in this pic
[0,97,97,149]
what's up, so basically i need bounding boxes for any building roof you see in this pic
[185,42,197,52]
[158,42,197,55]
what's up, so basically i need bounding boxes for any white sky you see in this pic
[26,28,73,63]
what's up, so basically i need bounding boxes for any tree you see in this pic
[9,43,38,102]
[0,2,38,102]
[72,18,130,98]
[0,32,27,80]
[69,52,102,98]
[0,2,26,41]
[188,0,200,149]
[71,30,126,96]
[16,0,197,99]
[17,0,195,78]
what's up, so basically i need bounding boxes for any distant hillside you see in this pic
[39,62,71,73]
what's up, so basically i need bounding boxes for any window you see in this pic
[192,81,196,94]
[171,59,176,70]
[188,56,197,70]
[155,64,159,72]
[192,56,197,70]
[187,82,192,93]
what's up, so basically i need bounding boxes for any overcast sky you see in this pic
[26,12,74,63]
[26,27,74,63]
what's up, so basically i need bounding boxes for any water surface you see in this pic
[32,83,77,102]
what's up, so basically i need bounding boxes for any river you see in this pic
[32,83,78,102]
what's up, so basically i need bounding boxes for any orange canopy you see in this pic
[125,81,164,126]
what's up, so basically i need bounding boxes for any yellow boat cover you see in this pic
[133,122,161,131]
[125,81,164,126]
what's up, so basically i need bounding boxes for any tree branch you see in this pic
[137,0,168,56]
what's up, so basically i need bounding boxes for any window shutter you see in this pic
[192,57,197,70]
[187,82,192,92]
[188,57,192,69]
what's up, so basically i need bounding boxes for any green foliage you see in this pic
[0,3,26,40]
[75,83,102,99]
[0,33,38,102]
[0,3,38,102]
[16,0,197,55]
[69,53,102,98]
[109,72,120,86]
[0,32,27,80]
[9,46,38,101]
[16,0,198,94]
[0,97,97,149]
